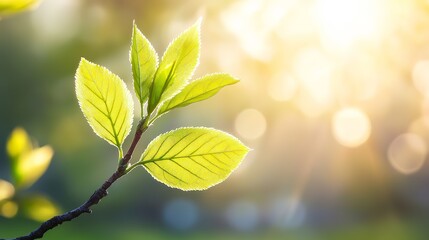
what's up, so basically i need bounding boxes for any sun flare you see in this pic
[314,0,384,52]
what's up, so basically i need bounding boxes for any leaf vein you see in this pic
[170,159,205,180]
[189,156,220,176]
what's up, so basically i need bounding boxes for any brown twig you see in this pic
[12,121,146,240]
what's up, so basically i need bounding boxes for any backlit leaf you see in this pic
[75,58,134,149]
[148,20,201,113]
[158,73,239,116]
[6,127,32,162]
[6,128,54,189]
[139,127,249,191]
[14,146,53,189]
[130,23,158,113]
[0,0,40,16]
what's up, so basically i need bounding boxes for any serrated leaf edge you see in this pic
[149,19,202,112]
[139,126,250,191]
[157,72,239,116]
[75,58,134,149]
[129,22,159,105]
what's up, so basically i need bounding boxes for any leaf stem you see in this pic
[12,120,148,240]
[124,162,142,174]
[118,147,124,160]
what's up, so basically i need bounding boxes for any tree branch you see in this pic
[11,121,146,240]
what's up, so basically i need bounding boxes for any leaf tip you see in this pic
[132,20,140,34]
[195,17,203,29]
[79,57,88,64]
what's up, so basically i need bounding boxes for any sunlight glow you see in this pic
[221,0,297,61]
[268,74,297,102]
[413,60,429,97]
[315,0,384,52]
[235,109,267,140]
[294,48,334,105]
[332,108,371,147]
[388,133,427,175]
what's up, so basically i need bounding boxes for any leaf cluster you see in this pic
[0,128,59,222]
[75,20,249,191]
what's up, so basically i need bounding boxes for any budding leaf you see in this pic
[148,20,201,113]
[75,58,134,149]
[13,146,53,189]
[130,23,158,113]
[158,73,239,116]
[139,127,249,191]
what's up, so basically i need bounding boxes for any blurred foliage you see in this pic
[1,128,59,222]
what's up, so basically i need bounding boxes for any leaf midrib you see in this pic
[83,63,121,147]
[132,27,143,102]
[142,149,246,163]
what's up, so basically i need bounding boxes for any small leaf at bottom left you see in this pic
[14,146,54,189]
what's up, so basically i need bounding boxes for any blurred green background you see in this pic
[2,0,429,239]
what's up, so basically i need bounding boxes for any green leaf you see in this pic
[148,20,201,114]
[75,58,134,149]
[130,22,158,114]
[6,128,54,189]
[0,0,40,16]
[139,127,249,191]
[13,146,54,189]
[158,73,239,116]
[6,127,32,162]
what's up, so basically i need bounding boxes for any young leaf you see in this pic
[6,128,54,189]
[157,73,239,116]
[75,58,134,149]
[139,127,249,191]
[148,20,201,113]
[0,0,40,16]
[6,127,32,162]
[130,23,158,113]
[13,146,54,189]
